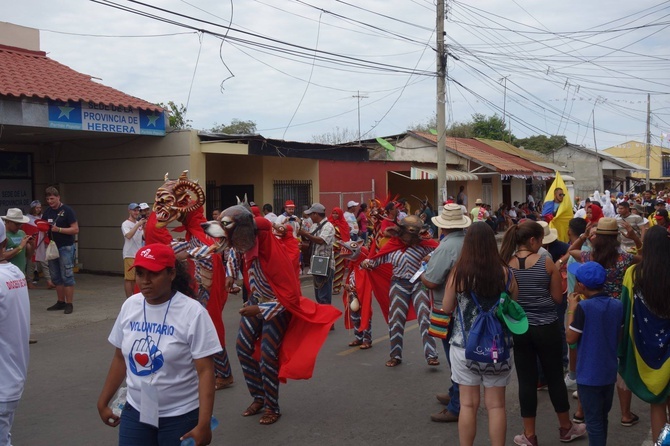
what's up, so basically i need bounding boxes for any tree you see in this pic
[157,101,191,129]
[311,126,360,145]
[210,119,257,134]
[409,113,512,140]
[514,135,567,154]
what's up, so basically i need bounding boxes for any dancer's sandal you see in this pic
[348,340,363,347]
[259,410,282,425]
[242,401,264,417]
[215,376,234,390]
[385,358,402,367]
[427,358,440,366]
[359,342,372,350]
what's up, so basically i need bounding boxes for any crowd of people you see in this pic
[3,183,670,446]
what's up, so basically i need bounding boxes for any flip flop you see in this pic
[385,358,402,367]
[621,413,639,427]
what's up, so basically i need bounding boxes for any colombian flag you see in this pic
[618,266,670,404]
[542,171,573,242]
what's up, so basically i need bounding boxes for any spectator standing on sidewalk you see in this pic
[0,218,31,446]
[121,203,146,298]
[1,209,33,275]
[24,201,54,289]
[43,186,79,315]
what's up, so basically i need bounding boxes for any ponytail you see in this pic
[500,224,519,262]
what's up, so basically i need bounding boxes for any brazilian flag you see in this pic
[618,266,670,404]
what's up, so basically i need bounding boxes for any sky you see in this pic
[3,0,670,150]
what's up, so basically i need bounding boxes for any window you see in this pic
[273,180,312,214]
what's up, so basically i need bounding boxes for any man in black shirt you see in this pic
[42,186,79,314]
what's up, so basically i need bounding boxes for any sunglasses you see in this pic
[558,194,565,197]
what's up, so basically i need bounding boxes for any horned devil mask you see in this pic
[153,171,205,227]
[392,215,428,246]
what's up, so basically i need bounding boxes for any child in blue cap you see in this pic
[566,261,624,446]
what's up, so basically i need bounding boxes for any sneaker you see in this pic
[564,373,577,390]
[537,382,548,391]
[430,409,458,423]
[514,433,538,446]
[559,422,587,442]
[572,413,585,424]
[64,303,73,315]
[47,301,66,311]
[572,390,579,399]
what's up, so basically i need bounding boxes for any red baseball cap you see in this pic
[284,200,295,208]
[131,244,175,272]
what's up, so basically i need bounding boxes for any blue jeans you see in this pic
[313,268,334,305]
[48,244,76,287]
[119,403,199,446]
[0,400,19,446]
[441,338,460,415]
[578,383,614,446]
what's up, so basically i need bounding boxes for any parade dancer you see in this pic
[330,207,350,295]
[204,205,341,425]
[362,215,438,367]
[339,240,372,349]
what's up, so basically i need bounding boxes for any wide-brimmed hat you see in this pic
[537,221,558,244]
[595,217,619,235]
[1,208,30,224]
[496,293,528,335]
[475,198,483,205]
[431,204,471,229]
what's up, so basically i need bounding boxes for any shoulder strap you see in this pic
[515,255,526,269]
[505,268,513,292]
[311,220,327,236]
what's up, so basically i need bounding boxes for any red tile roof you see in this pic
[457,138,553,174]
[0,44,161,111]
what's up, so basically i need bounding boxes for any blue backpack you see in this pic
[457,280,512,375]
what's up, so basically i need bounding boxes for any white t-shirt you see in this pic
[0,263,30,402]
[275,213,300,236]
[108,291,221,417]
[343,211,359,235]
[121,219,144,259]
[264,212,278,223]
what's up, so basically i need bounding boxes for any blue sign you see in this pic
[48,100,165,136]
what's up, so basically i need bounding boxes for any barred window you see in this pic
[273,180,312,214]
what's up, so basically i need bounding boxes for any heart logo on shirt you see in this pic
[134,353,150,367]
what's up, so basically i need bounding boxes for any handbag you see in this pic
[46,240,60,261]
[310,255,330,276]
[428,308,451,339]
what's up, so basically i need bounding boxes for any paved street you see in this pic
[14,274,651,446]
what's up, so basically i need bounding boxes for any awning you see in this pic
[410,166,478,181]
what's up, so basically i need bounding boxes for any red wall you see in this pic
[318,160,411,212]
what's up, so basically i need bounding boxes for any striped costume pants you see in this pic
[236,311,292,414]
[350,309,372,343]
[388,278,437,361]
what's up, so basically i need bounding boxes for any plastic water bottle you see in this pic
[180,417,219,446]
[109,386,127,417]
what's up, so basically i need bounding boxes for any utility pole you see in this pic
[352,90,368,144]
[499,75,510,142]
[436,0,447,208]
[646,93,651,189]
[592,99,604,192]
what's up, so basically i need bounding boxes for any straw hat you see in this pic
[432,204,472,229]
[475,198,483,205]
[537,221,558,244]
[1,208,30,224]
[595,217,619,235]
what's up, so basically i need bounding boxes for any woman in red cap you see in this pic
[97,244,221,446]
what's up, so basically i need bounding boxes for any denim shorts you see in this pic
[48,244,76,287]
[119,403,199,446]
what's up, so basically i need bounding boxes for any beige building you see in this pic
[603,140,670,186]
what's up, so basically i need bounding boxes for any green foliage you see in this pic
[514,134,567,154]
[409,113,513,140]
[158,101,191,129]
[311,126,360,144]
[210,119,257,134]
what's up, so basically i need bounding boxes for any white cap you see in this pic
[347,200,359,208]
[139,203,150,210]
[0,219,5,244]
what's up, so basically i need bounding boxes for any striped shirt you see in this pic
[247,258,284,320]
[511,255,557,326]
[370,244,434,279]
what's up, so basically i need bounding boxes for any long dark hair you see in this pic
[452,222,507,298]
[499,221,544,262]
[634,226,670,318]
[357,203,368,216]
[590,233,619,269]
[171,260,196,298]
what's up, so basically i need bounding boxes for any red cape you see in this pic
[360,237,438,331]
[342,247,368,329]
[253,217,342,382]
[275,225,301,280]
[144,212,173,245]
